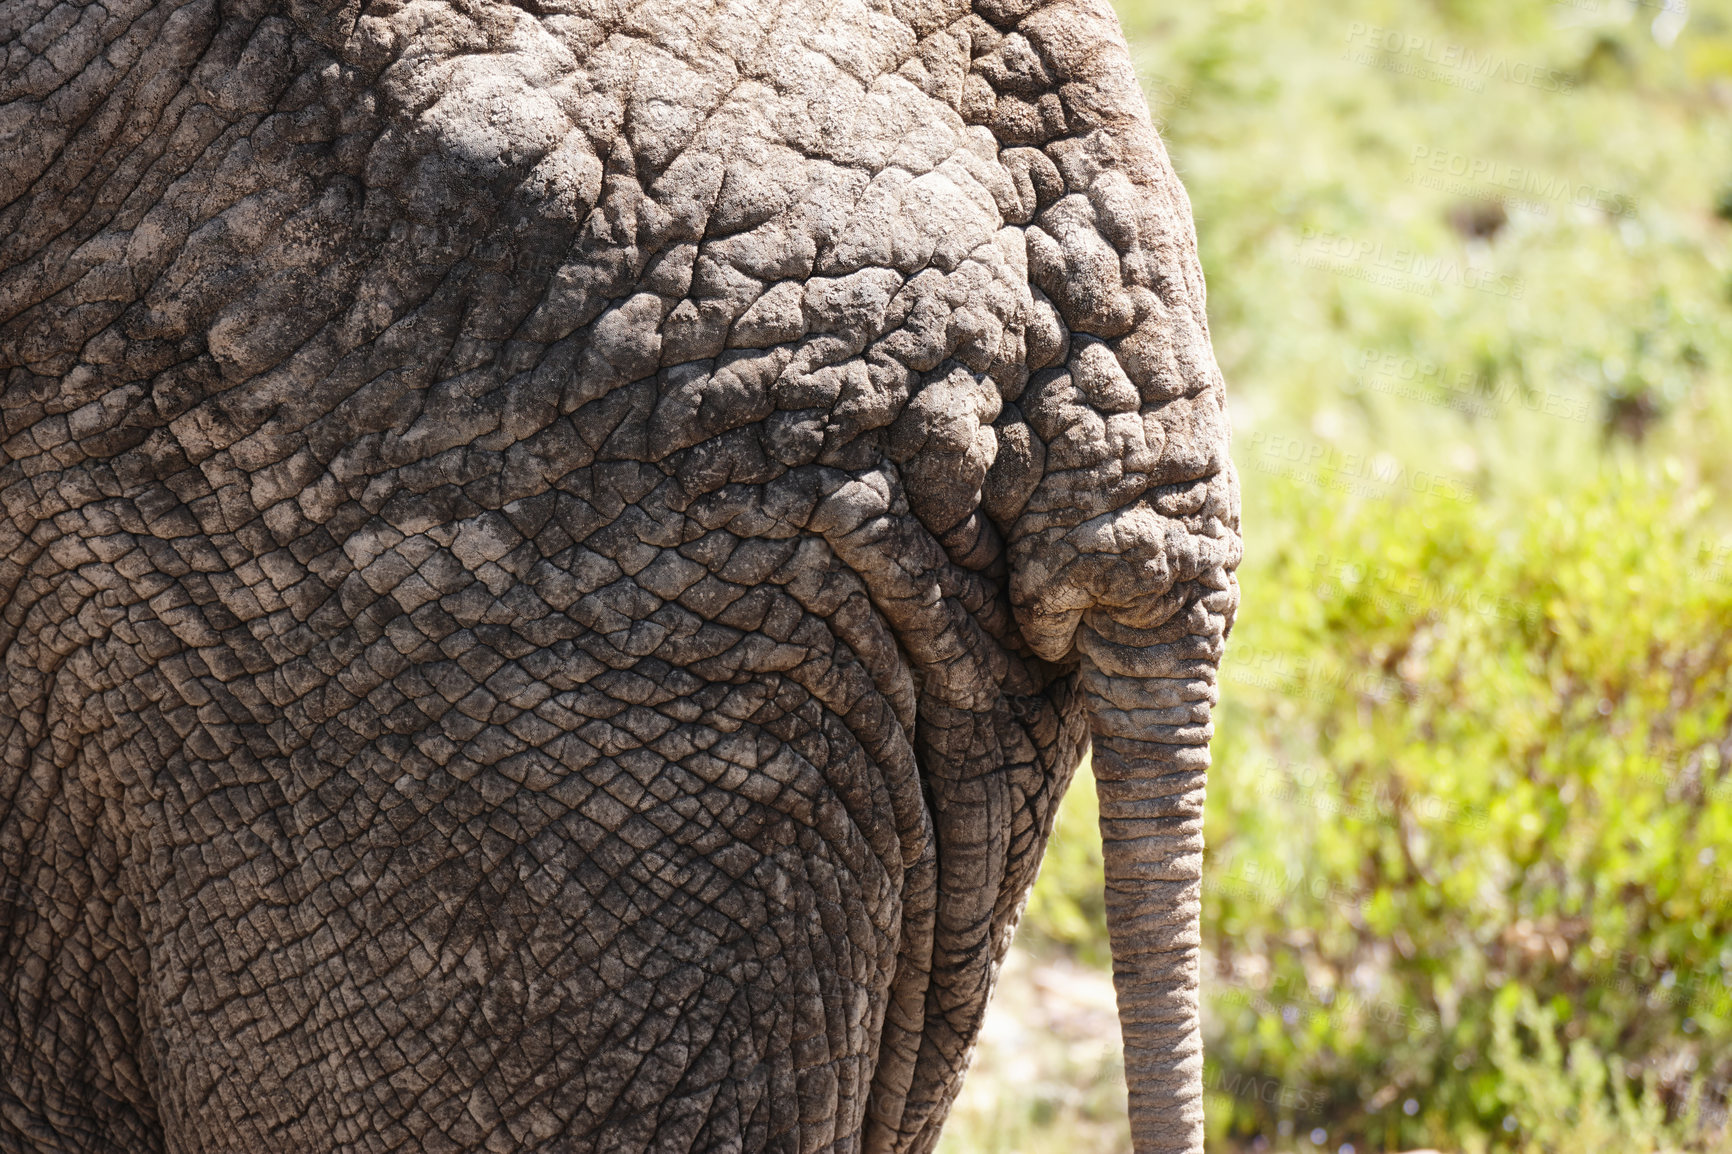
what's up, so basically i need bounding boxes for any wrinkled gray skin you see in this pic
[0,0,1240,1149]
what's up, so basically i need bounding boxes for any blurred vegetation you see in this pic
[950,0,1732,1152]
[1201,475,1732,1154]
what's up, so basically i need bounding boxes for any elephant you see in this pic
[0,0,1240,1148]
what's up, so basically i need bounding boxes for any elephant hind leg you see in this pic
[133,705,912,1154]
[1,742,165,1154]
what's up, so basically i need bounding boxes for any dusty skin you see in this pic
[0,0,1239,1150]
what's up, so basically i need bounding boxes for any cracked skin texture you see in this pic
[0,0,1241,1149]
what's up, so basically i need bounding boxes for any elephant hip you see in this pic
[14,679,916,1154]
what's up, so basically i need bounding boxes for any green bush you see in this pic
[1203,470,1732,1152]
